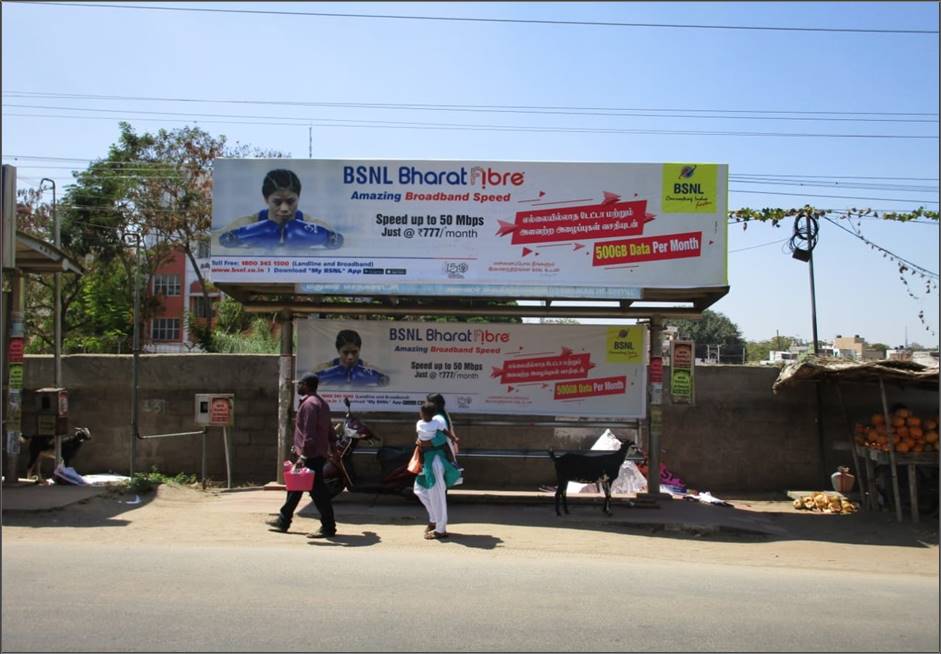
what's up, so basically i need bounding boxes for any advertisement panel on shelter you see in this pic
[210,159,728,298]
[296,320,648,418]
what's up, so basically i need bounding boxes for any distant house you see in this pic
[832,334,882,362]
[145,242,218,352]
[887,348,940,368]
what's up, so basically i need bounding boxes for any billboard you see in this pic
[211,160,727,298]
[296,319,648,418]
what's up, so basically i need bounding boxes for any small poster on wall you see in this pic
[670,340,695,404]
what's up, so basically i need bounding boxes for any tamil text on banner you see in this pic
[296,320,648,418]
[211,160,728,298]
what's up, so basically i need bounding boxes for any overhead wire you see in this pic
[4,111,937,140]
[14,2,940,34]
[3,98,937,123]
[822,215,939,277]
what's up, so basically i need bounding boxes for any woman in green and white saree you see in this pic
[414,401,462,540]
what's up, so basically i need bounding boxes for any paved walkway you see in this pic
[1,481,791,536]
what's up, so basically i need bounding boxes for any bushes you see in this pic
[127,468,197,494]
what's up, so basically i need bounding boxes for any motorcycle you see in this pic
[322,398,417,499]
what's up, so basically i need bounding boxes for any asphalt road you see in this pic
[2,540,938,652]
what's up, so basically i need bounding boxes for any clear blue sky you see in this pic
[3,1,938,348]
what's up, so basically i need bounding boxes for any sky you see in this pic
[3,1,939,348]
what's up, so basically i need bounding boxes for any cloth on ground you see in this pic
[53,464,88,486]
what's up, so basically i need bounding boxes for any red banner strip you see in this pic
[554,376,627,400]
[592,231,702,267]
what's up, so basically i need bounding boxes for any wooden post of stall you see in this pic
[878,378,904,522]
[834,382,869,511]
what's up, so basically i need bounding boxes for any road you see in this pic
[3,539,938,652]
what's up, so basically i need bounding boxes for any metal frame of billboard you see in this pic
[214,283,728,320]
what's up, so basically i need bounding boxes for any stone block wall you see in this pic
[16,355,938,491]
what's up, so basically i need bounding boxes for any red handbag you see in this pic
[406,445,423,474]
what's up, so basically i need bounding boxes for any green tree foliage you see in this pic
[213,295,256,335]
[211,316,280,353]
[22,123,280,353]
[668,310,745,349]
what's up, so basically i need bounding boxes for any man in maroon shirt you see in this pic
[266,373,337,537]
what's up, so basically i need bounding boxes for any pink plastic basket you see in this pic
[283,461,315,491]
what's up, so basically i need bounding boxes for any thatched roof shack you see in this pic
[772,357,939,394]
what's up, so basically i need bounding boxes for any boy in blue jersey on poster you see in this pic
[215,169,344,250]
[315,329,390,387]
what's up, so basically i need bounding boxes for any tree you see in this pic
[668,310,745,349]
[745,334,798,363]
[22,122,283,353]
[102,123,284,344]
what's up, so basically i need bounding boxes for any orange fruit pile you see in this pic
[853,408,939,455]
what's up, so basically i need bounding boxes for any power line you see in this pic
[5,90,937,118]
[823,215,939,278]
[733,173,940,180]
[731,178,938,193]
[730,188,939,204]
[16,2,939,34]
[3,99,937,124]
[5,111,938,140]
[729,238,790,253]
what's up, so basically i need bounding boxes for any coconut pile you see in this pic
[793,492,858,514]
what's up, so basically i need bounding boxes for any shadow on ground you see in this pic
[1,488,156,529]
[310,491,940,548]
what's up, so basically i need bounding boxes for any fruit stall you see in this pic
[773,357,939,523]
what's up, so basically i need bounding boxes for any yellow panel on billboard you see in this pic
[661,163,718,214]
[605,326,644,364]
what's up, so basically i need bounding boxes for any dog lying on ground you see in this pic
[20,427,92,481]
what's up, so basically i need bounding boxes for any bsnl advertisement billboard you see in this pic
[210,159,728,298]
[296,319,648,418]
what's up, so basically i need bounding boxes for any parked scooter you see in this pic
[322,398,417,499]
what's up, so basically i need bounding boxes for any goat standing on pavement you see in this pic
[548,439,633,516]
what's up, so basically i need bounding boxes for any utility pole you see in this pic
[308,126,312,158]
[39,179,61,389]
[123,232,142,476]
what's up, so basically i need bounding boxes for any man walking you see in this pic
[266,373,337,538]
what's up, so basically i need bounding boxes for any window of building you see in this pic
[153,274,180,296]
[191,296,213,319]
[196,240,210,259]
[152,318,180,341]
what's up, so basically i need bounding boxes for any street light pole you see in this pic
[806,215,820,356]
[124,232,142,476]
[39,179,61,389]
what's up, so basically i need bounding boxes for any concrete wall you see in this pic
[16,355,939,491]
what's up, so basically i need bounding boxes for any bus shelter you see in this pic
[211,158,731,496]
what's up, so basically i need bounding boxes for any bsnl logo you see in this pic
[673,165,702,194]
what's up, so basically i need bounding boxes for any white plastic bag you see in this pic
[611,460,647,495]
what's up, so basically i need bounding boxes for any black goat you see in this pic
[548,439,634,516]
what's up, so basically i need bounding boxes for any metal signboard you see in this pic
[195,394,235,427]
[211,159,728,298]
